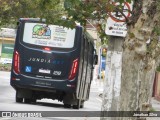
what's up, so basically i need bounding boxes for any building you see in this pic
[153,72,160,101]
[0,28,16,63]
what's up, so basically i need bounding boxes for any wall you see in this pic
[154,72,160,101]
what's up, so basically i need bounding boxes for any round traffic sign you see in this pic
[109,2,131,22]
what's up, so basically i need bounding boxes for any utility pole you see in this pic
[101,36,124,120]
[101,1,133,119]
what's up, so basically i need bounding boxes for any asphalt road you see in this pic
[0,71,103,120]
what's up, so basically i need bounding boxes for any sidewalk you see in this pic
[151,97,160,111]
[146,98,160,120]
[92,78,160,112]
[91,78,104,95]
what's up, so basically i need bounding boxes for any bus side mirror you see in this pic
[94,55,98,65]
[17,22,19,26]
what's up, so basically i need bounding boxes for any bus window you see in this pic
[22,23,76,49]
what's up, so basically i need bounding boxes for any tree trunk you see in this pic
[120,0,159,120]
[101,0,160,120]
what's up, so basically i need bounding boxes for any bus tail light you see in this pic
[68,58,79,80]
[13,51,20,74]
[43,47,51,51]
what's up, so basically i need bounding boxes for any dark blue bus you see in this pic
[10,18,98,109]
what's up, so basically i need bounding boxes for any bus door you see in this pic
[76,35,91,103]
[84,42,94,100]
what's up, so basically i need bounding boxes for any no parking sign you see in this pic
[105,2,133,37]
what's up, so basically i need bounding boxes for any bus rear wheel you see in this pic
[72,99,81,109]
[73,100,84,109]
[72,104,84,109]
[64,104,71,108]
[16,97,23,103]
[31,99,37,103]
[16,91,23,103]
[72,105,79,109]
[80,103,84,108]
[24,98,31,103]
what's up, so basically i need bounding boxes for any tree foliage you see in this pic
[0,0,65,27]
[0,0,132,28]
[1,0,160,118]
[0,0,129,42]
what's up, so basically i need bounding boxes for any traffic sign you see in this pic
[109,2,131,22]
[105,2,133,37]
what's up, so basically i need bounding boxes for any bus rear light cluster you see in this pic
[68,58,79,80]
[11,77,20,81]
[13,51,20,74]
[43,47,51,51]
[11,77,16,80]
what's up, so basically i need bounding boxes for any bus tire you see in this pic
[16,96,23,103]
[73,99,81,109]
[16,97,23,103]
[31,99,36,103]
[80,102,84,108]
[16,91,23,103]
[72,105,79,109]
[64,104,71,108]
[24,98,31,103]
[80,104,84,108]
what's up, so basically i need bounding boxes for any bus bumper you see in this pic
[10,74,77,93]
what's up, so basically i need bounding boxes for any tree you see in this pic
[0,0,65,27]
[119,0,160,119]
[0,0,160,119]
[64,1,160,120]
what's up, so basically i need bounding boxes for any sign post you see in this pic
[105,2,133,37]
[101,1,133,119]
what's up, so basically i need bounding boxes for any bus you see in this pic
[10,18,98,109]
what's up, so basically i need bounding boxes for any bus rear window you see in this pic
[23,23,76,48]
